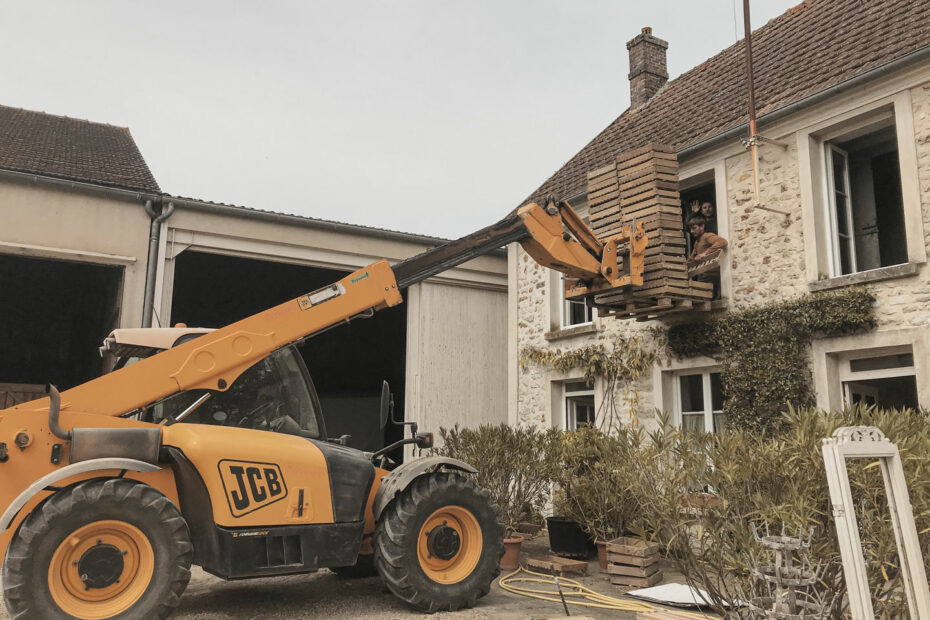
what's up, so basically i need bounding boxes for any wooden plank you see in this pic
[618,160,678,180]
[526,555,588,576]
[614,142,675,162]
[606,537,661,556]
[607,552,659,568]
[617,149,677,170]
[586,162,617,180]
[610,571,663,588]
[607,562,661,578]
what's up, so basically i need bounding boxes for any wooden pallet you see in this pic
[582,144,718,319]
[526,554,588,576]
[606,536,663,587]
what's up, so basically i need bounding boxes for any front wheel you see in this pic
[373,472,503,612]
[2,478,193,620]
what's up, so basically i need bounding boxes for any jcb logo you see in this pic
[218,460,288,517]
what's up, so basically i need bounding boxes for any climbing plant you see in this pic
[667,287,875,432]
[521,329,667,430]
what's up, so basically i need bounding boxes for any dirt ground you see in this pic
[1,534,697,619]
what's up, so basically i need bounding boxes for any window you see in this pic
[564,381,595,430]
[823,120,906,276]
[840,348,917,410]
[561,274,594,327]
[676,370,724,433]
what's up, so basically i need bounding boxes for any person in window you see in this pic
[687,214,727,299]
[689,200,718,234]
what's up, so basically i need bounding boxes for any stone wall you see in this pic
[514,79,930,429]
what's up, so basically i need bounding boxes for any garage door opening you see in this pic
[170,250,407,454]
[0,254,123,405]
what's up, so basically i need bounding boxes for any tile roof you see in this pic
[529,0,930,204]
[0,105,160,193]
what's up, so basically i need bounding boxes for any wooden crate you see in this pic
[606,537,661,556]
[582,144,721,319]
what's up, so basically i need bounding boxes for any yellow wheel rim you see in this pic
[416,505,482,585]
[48,520,155,620]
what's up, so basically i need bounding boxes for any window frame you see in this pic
[838,346,915,408]
[673,368,724,434]
[559,274,594,328]
[798,92,926,286]
[554,380,597,431]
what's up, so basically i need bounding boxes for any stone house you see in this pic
[508,0,930,432]
[0,104,507,451]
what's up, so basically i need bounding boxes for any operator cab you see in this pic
[101,327,328,441]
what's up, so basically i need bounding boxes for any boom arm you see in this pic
[5,202,644,420]
[394,201,647,297]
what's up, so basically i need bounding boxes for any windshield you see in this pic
[146,347,323,439]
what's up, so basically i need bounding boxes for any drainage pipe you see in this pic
[141,200,175,327]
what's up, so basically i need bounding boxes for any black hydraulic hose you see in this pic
[392,210,529,289]
[46,384,71,441]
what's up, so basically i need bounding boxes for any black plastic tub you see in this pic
[546,517,595,559]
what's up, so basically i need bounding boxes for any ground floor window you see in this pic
[676,370,724,433]
[840,348,917,410]
[564,381,595,430]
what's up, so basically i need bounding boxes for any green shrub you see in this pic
[667,287,875,432]
[553,425,653,542]
[625,407,930,618]
[436,424,562,536]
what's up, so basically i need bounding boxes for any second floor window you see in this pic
[561,275,593,327]
[824,123,906,276]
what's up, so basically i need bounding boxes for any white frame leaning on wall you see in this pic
[822,426,930,619]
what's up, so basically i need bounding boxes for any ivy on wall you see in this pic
[521,329,666,429]
[667,287,876,432]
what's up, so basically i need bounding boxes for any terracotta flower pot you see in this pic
[501,536,523,571]
[595,540,608,572]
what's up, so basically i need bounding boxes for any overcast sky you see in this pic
[3,1,799,238]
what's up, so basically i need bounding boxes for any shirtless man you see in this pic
[687,214,727,298]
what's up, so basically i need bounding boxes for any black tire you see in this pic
[2,478,193,620]
[330,552,378,578]
[373,472,503,613]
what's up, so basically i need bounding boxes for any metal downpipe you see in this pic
[141,200,175,327]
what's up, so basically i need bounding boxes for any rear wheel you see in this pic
[2,478,192,620]
[373,472,503,612]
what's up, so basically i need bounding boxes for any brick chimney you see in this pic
[627,27,668,108]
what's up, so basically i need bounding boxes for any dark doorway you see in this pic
[170,250,406,454]
[0,254,122,391]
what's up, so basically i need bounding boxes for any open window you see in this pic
[840,348,917,410]
[824,121,906,276]
[802,95,924,287]
[563,381,595,430]
[560,274,593,327]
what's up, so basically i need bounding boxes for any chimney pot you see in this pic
[627,27,669,108]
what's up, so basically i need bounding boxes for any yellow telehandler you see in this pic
[0,202,646,619]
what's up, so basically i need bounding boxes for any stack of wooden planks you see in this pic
[606,537,662,588]
[586,143,713,320]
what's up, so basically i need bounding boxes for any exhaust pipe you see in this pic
[46,384,71,441]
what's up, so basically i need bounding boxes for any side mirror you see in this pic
[336,434,352,446]
[379,380,391,429]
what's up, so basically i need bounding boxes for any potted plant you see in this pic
[553,426,645,570]
[437,423,561,570]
